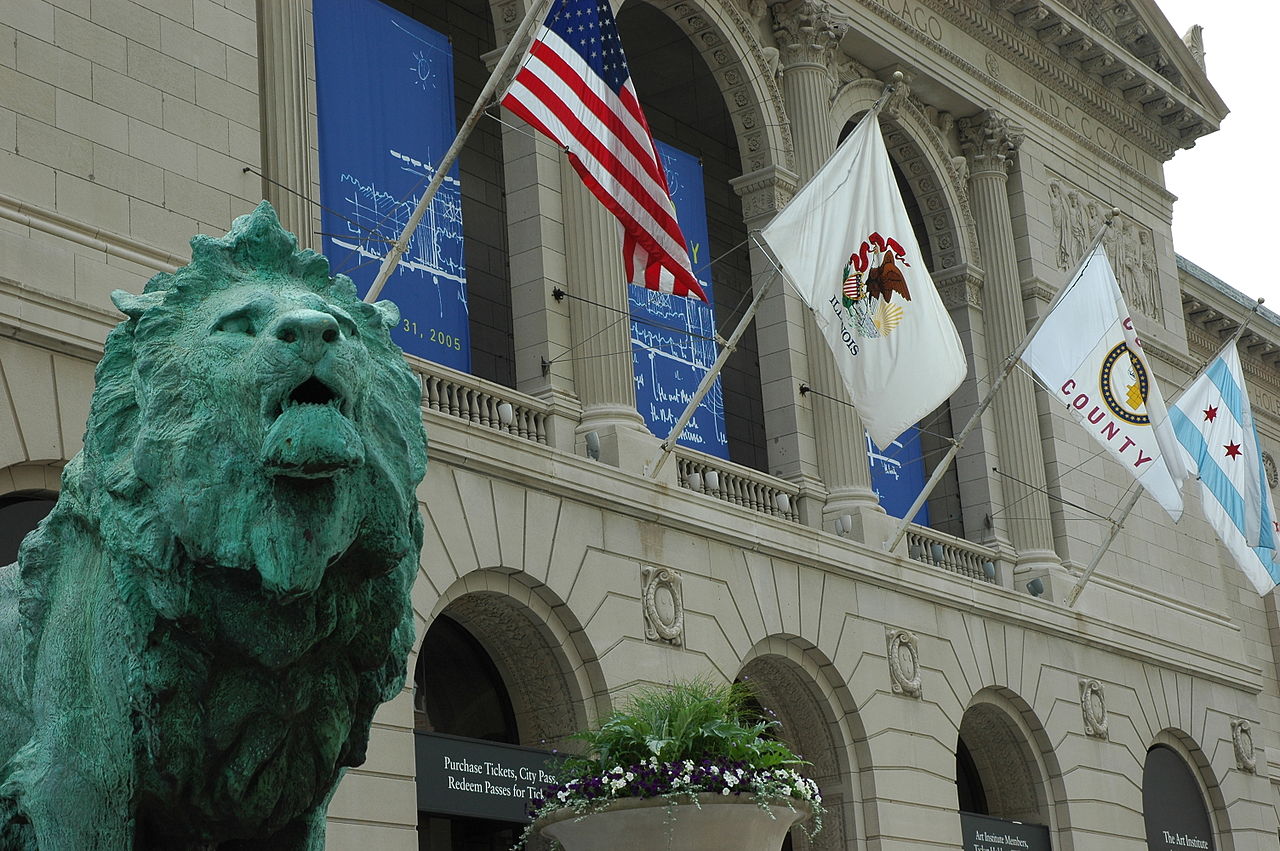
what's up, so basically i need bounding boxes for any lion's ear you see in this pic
[371,299,400,328]
[111,289,165,320]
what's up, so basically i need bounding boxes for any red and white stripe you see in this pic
[502,29,706,301]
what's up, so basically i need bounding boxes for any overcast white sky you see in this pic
[1155,0,1279,306]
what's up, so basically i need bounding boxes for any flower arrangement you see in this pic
[521,680,823,847]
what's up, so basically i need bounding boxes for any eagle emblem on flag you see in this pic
[840,232,913,339]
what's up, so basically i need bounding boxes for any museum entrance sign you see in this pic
[960,812,1051,851]
[415,731,557,823]
[1143,745,1215,850]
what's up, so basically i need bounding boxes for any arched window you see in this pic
[0,490,57,565]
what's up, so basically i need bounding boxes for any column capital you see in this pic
[770,0,848,70]
[731,164,800,226]
[958,110,1024,176]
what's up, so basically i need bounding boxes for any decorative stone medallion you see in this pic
[1231,719,1257,773]
[886,628,922,698]
[642,566,684,645]
[1079,678,1108,739]
[1264,452,1277,490]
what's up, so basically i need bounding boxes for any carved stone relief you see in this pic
[1264,452,1277,490]
[886,628,922,698]
[1079,678,1108,739]
[1047,173,1162,322]
[642,566,685,645]
[1231,718,1257,773]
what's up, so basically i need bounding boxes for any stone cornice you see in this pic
[845,0,1171,192]
[928,0,1221,156]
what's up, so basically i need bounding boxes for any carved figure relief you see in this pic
[1079,678,1108,739]
[1231,718,1257,773]
[643,566,685,645]
[1264,452,1277,490]
[1047,174,1161,321]
[886,628,923,698]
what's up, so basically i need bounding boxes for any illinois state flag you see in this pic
[1170,343,1279,593]
[1021,244,1188,520]
[760,111,966,448]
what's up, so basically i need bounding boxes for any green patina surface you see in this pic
[0,203,428,850]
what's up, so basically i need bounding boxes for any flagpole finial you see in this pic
[1104,207,1121,224]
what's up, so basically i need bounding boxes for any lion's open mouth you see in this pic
[275,377,348,419]
[260,375,365,478]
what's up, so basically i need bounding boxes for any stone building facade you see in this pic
[1,0,1278,849]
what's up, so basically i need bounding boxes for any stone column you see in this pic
[257,0,315,247]
[958,111,1060,577]
[771,0,881,535]
[561,163,659,476]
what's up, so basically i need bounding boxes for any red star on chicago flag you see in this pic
[1224,441,1243,459]
[1203,406,1218,422]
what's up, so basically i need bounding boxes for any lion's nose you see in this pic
[273,310,341,362]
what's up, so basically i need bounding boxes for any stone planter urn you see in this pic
[537,793,810,850]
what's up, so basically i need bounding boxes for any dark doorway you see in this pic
[0,490,57,565]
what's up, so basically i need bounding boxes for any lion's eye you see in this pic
[214,312,255,336]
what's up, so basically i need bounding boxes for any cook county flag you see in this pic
[1170,344,1278,593]
[1021,244,1188,520]
[760,111,966,448]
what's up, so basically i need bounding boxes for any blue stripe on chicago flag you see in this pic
[1171,403,1248,535]
[1206,356,1244,425]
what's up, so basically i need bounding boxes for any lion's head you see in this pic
[53,202,427,607]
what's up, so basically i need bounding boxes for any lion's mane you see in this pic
[0,203,427,848]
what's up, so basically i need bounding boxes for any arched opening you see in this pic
[617,1,767,471]
[738,650,858,850]
[1142,743,1220,851]
[414,589,591,850]
[0,490,57,565]
[956,702,1051,828]
[414,613,523,850]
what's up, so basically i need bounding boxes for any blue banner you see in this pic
[630,142,728,459]
[313,0,470,370]
[868,427,930,525]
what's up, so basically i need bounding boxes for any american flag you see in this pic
[502,0,707,301]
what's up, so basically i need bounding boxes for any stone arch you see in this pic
[831,78,978,274]
[635,0,795,177]
[1147,728,1235,851]
[0,462,65,497]
[739,635,867,851]
[957,687,1064,834]
[418,570,609,749]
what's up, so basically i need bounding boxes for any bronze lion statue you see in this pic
[0,203,427,849]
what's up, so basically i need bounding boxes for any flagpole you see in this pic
[645,261,780,479]
[1065,295,1266,606]
[881,209,1122,554]
[363,0,557,303]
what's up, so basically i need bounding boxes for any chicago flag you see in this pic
[1170,343,1279,593]
[1021,244,1188,519]
[760,110,966,448]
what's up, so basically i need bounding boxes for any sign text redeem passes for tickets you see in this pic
[442,753,555,799]
[415,732,557,823]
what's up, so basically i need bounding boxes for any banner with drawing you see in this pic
[314,0,471,370]
[868,426,930,525]
[629,142,728,459]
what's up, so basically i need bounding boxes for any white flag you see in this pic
[1021,244,1188,520]
[759,111,966,448]
[1169,343,1279,593]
